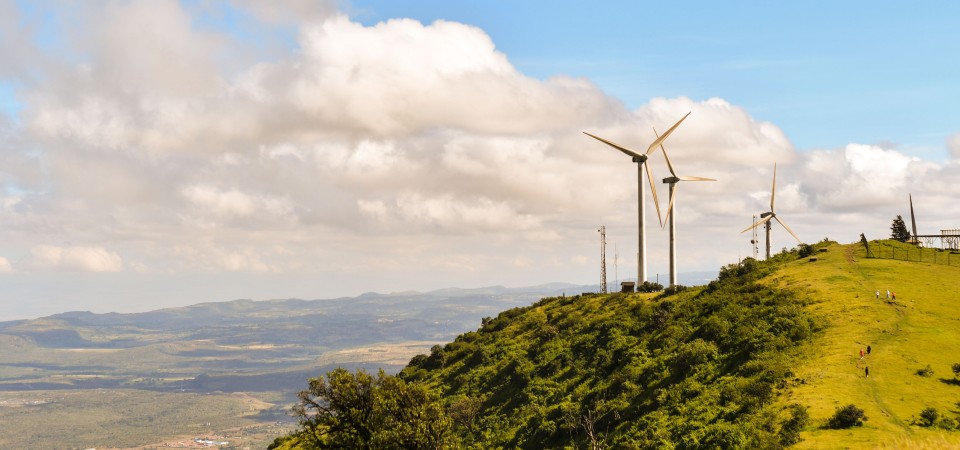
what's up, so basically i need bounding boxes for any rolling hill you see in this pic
[276,240,960,449]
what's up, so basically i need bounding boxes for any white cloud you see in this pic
[0,256,12,273]
[2,2,959,319]
[949,132,960,160]
[23,245,123,272]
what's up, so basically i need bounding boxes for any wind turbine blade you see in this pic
[652,127,678,177]
[583,132,642,158]
[645,161,663,227]
[678,176,716,182]
[663,183,678,228]
[775,216,802,244]
[646,111,691,155]
[770,162,777,212]
[740,215,773,234]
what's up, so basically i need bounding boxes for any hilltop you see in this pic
[276,240,960,449]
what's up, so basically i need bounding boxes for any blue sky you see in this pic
[0,1,957,320]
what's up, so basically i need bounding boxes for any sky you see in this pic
[1,0,958,320]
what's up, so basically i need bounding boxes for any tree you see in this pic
[293,367,454,449]
[891,215,911,242]
[918,407,939,427]
[827,404,866,429]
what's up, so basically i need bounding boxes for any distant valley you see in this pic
[0,283,581,449]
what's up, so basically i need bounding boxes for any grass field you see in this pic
[772,240,960,448]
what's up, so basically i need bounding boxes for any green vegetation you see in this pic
[890,215,910,242]
[826,404,866,429]
[277,239,960,448]
[398,249,822,449]
[282,368,453,449]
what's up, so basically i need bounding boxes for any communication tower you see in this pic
[598,226,607,294]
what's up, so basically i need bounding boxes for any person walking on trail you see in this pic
[886,289,891,299]
[867,345,871,355]
[860,348,864,359]
[892,292,897,301]
[865,367,869,377]
[876,289,880,299]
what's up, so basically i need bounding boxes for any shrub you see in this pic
[779,403,809,446]
[916,364,934,377]
[636,281,664,293]
[662,284,688,296]
[952,363,960,378]
[827,404,866,429]
[918,407,939,427]
[797,244,814,258]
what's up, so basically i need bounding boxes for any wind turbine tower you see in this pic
[909,194,920,245]
[584,112,690,286]
[598,226,607,294]
[654,128,716,287]
[741,163,802,258]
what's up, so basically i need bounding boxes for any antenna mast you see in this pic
[599,226,607,294]
[614,243,619,289]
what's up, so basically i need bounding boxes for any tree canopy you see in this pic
[890,215,910,242]
[282,368,453,449]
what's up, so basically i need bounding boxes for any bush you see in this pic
[918,407,939,427]
[952,363,960,378]
[797,244,814,258]
[779,404,809,446]
[827,404,866,429]
[636,281,664,293]
[662,284,688,296]
[916,364,934,377]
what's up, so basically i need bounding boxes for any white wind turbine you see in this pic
[655,128,716,288]
[584,112,690,286]
[740,163,802,259]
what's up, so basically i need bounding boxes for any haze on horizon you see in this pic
[1,0,958,321]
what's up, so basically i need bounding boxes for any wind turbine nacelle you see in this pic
[662,176,680,183]
[760,212,773,218]
[632,155,648,163]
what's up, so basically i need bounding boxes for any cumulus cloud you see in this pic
[22,245,123,272]
[949,133,960,160]
[1,0,958,313]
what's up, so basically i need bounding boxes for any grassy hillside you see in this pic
[275,240,960,448]
[780,240,960,448]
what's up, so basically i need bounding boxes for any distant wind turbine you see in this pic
[740,163,802,258]
[584,112,691,285]
[655,128,716,287]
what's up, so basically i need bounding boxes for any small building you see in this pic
[620,281,635,293]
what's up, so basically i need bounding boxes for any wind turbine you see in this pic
[584,112,691,286]
[740,163,802,258]
[655,129,716,287]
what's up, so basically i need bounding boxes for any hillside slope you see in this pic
[399,247,821,449]
[778,241,960,448]
[277,241,960,449]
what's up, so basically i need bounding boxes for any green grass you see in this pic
[772,241,960,448]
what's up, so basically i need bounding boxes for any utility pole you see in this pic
[614,243,619,290]
[598,226,607,294]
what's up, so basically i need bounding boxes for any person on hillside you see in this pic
[892,292,897,300]
[867,345,871,355]
[886,289,891,299]
[865,366,869,377]
[860,348,864,359]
